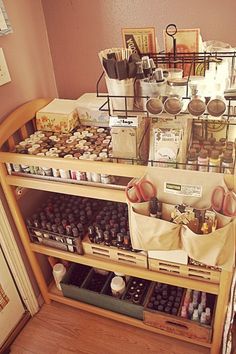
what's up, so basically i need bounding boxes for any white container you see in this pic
[53,263,66,291]
[140,79,167,110]
[110,276,126,298]
[105,76,134,112]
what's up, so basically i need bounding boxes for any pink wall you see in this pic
[0,0,57,122]
[42,0,236,99]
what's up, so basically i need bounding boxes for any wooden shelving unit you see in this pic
[0,99,234,354]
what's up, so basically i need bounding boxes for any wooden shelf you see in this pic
[0,99,233,354]
[48,282,212,349]
[6,175,126,202]
[31,243,219,294]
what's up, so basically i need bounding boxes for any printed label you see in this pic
[109,116,138,127]
[164,182,202,198]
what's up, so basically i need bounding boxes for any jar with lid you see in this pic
[110,276,126,298]
[198,149,209,172]
[53,263,66,291]
[165,78,188,99]
[209,150,220,173]
[221,151,234,174]
[186,148,197,170]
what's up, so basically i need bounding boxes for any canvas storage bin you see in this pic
[127,167,235,270]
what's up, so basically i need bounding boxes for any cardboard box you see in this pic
[36,99,79,133]
[148,250,188,265]
[76,93,110,127]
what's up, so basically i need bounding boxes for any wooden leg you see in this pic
[0,163,51,304]
[211,270,233,354]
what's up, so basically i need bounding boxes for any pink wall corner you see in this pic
[42,0,236,100]
[0,0,58,123]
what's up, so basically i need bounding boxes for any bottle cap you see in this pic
[188,148,197,159]
[199,149,208,159]
[210,150,219,159]
[53,263,66,274]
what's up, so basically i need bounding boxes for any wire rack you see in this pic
[96,51,236,118]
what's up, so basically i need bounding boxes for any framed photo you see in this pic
[122,27,157,55]
[0,0,13,36]
[163,28,202,54]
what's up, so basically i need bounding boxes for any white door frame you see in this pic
[0,199,39,315]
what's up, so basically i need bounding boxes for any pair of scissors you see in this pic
[125,178,156,203]
[211,186,236,217]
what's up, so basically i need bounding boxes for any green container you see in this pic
[61,264,150,320]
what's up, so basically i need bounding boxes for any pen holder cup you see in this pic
[105,76,134,112]
[138,80,167,111]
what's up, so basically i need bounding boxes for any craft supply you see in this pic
[110,276,126,298]
[53,263,66,290]
[147,282,184,315]
[186,148,197,170]
[197,149,209,172]
[209,150,220,173]
[211,185,236,217]
[125,178,156,203]
[149,197,162,218]
[221,151,234,174]
[192,309,199,321]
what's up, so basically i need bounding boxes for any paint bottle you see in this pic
[198,149,209,172]
[208,133,216,146]
[188,302,194,318]
[209,150,220,173]
[186,148,197,170]
[205,307,211,324]
[181,306,188,318]
[53,263,66,291]
[200,312,207,324]
[192,309,199,322]
[221,151,234,174]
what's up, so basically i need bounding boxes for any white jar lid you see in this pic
[53,263,65,274]
[114,272,125,277]
[111,276,125,291]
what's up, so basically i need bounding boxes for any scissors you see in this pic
[125,178,156,203]
[211,186,236,217]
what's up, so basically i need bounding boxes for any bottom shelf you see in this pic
[48,283,212,349]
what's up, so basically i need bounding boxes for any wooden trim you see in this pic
[19,125,29,140]
[6,175,126,202]
[0,200,39,315]
[30,243,219,294]
[48,283,212,349]
[211,270,233,354]
[0,311,30,353]
[0,164,50,304]
[0,151,146,177]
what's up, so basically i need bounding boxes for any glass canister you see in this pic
[165,78,188,99]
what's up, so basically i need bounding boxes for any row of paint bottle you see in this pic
[7,127,115,184]
[181,289,212,325]
[186,136,235,173]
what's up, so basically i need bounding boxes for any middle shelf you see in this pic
[31,243,220,294]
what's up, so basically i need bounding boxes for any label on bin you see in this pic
[164,182,202,197]
[109,116,138,127]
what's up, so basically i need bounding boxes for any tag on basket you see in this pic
[164,182,202,198]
